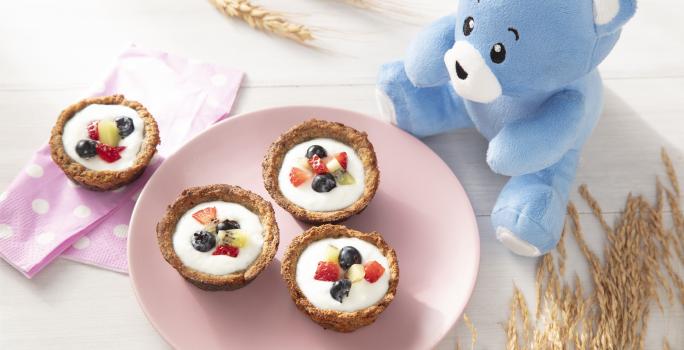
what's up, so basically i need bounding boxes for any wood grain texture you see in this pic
[0,0,683,349]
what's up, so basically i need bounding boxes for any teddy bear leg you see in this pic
[491,151,580,256]
[376,61,472,137]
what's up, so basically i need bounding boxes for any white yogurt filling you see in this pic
[172,201,265,276]
[277,138,365,212]
[295,237,390,312]
[62,104,145,171]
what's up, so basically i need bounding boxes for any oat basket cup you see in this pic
[262,119,380,223]
[49,94,160,191]
[281,224,399,332]
[156,184,279,291]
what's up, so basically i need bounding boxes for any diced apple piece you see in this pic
[98,120,120,147]
[347,264,365,283]
[324,245,340,264]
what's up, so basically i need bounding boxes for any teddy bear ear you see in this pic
[593,0,637,35]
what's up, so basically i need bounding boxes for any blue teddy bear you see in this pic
[377,0,636,256]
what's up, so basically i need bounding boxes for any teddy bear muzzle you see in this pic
[444,41,502,104]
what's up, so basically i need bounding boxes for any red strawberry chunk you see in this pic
[95,143,125,163]
[309,155,329,174]
[213,245,239,257]
[335,152,348,170]
[314,261,339,282]
[87,121,99,140]
[364,261,385,283]
[289,167,311,187]
[192,207,217,225]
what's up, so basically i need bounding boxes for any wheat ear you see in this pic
[210,0,314,43]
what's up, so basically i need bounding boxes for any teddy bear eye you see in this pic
[490,43,506,64]
[463,17,474,36]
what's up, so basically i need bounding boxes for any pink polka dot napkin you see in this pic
[0,45,243,278]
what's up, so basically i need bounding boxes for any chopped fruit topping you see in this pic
[87,121,99,140]
[191,230,216,252]
[335,152,348,170]
[192,207,217,225]
[213,245,239,257]
[295,157,312,171]
[324,245,340,264]
[347,264,365,283]
[326,158,343,173]
[289,167,311,187]
[205,222,218,234]
[227,229,249,248]
[312,173,337,193]
[97,120,121,147]
[314,261,340,282]
[306,145,327,159]
[217,219,240,231]
[334,171,356,185]
[75,139,98,159]
[95,143,126,163]
[330,279,352,303]
[364,261,385,283]
[338,246,362,270]
[216,230,228,245]
[309,155,329,175]
[115,116,135,138]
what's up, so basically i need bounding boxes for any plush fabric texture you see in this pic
[377,0,636,255]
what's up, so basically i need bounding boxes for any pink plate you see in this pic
[128,106,479,349]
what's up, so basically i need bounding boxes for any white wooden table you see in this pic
[1,1,683,348]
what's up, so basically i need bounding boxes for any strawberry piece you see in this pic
[364,261,385,283]
[314,261,340,282]
[192,207,217,225]
[289,167,311,187]
[309,155,329,174]
[335,152,348,170]
[87,121,99,140]
[95,143,125,163]
[213,245,239,257]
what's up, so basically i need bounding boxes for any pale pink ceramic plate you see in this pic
[129,106,479,349]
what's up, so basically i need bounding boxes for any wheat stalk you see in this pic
[504,149,684,349]
[210,0,314,43]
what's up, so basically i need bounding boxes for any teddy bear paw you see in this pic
[375,88,398,125]
[495,226,542,257]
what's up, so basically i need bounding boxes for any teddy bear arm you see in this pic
[403,14,457,88]
[486,90,586,177]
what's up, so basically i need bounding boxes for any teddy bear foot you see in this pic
[495,226,542,257]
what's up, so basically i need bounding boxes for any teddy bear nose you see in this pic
[455,61,469,80]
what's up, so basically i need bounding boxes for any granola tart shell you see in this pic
[49,94,160,191]
[262,119,380,223]
[156,184,280,291]
[281,224,399,332]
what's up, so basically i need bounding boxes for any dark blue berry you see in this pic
[306,145,327,159]
[191,230,216,252]
[311,173,337,193]
[75,139,97,159]
[330,279,352,303]
[338,246,362,270]
[115,116,135,138]
[217,219,240,231]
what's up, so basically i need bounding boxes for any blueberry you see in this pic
[217,219,240,231]
[115,116,135,138]
[75,139,97,159]
[306,145,327,159]
[338,246,362,270]
[330,279,352,303]
[191,230,216,252]
[311,173,337,193]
